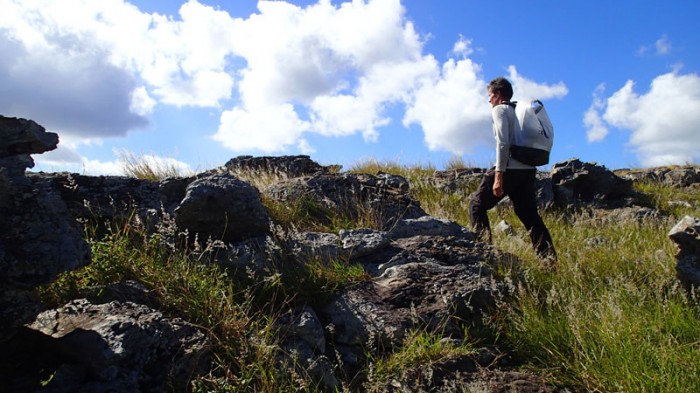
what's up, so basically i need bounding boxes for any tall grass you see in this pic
[346,160,700,391]
[117,149,193,180]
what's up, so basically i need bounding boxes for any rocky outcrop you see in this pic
[6,113,697,392]
[1,116,211,391]
[222,155,338,177]
[550,158,633,207]
[27,173,192,229]
[669,216,700,290]
[0,116,91,342]
[617,166,700,188]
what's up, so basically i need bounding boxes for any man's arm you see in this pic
[493,171,504,197]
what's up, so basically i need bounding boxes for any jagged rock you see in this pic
[290,231,342,262]
[389,215,473,240]
[616,166,700,188]
[669,216,700,289]
[551,158,633,207]
[175,173,271,244]
[277,306,339,390]
[223,155,338,177]
[588,206,661,225]
[0,116,58,157]
[0,116,59,179]
[321,236,502,377]
[425,168,486,194]
[1,146,90,343]
[27,173,193,228]
[266,172,426,231]
[494,219,516,236]
[16,299,211,393]
[339,228,391,260]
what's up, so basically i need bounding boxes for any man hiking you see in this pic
[469,77,556,263]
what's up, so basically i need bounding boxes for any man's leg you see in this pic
[506,170,556,260]
[469,170,502,243]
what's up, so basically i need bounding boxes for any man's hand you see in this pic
[493,171,505,197]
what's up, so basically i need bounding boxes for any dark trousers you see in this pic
[469,169,556,259]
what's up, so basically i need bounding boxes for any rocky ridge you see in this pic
[2,115,699,392]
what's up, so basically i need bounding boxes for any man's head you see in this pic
[487,77,513,107]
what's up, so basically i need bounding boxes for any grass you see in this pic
[117,149,194,180]
[38,159,700,392]
[364,329,476,391]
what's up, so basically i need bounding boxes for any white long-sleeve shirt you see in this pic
[492,103,534,172]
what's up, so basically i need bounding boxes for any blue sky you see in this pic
[2,0,699,175]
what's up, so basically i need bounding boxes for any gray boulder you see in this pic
[551,158,633,207]
[669,216,700,290]
[17,298,211,393]
[27,173,193,229]
[175,173,271,244]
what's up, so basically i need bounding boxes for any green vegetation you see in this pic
[38,160,700,392]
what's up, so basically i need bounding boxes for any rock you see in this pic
[339,228,391,260]
[616,166,700,188]
[321,236,502,377]
[494,219,516,236]
[277,306,339,390]
[223,155,337,177]
[175,173,271,244]
[1,128,90,342]
[22,299,211,392]
[27,172,193,228]
[0,116,58,158]
[669,216,700,289]
[389,215,473,240]
[551,158,633,206]
[266,172,426,231]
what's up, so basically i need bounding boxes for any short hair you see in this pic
[487,77,513,100]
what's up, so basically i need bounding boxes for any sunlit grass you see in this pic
[117,149,194,180]
[365,329,476,392]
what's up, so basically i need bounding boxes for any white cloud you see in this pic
[213,104,310,152]
[130,86,157,116]
[507,66,569,101]
[0,0,238,139]
[403,57,490,154]
[452,35,473,57]
[213,0,437,152]
[655,35,672,55]
[585,71,700,166]
[584,83,609,142]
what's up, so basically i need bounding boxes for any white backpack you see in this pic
[507,100,554,166]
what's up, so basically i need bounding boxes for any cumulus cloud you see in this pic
[583,71,700,166]
[2,0,570,165]
[213,0,437,153]
[0,0,237,138]
[0,28,149,137]
[403,57,490,154]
